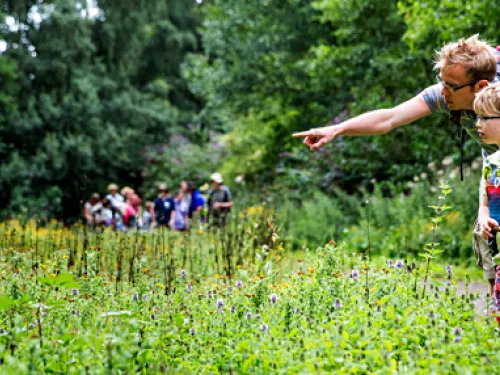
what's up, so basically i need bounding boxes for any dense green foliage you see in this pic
[2,0,500,253]
[0,220,496,373]
[0,0,201,221]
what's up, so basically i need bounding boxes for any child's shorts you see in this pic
[473,219,496,280]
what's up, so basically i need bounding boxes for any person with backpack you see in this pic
[293,35,500,295]
[208,172,233,228]
[151,183,175,229]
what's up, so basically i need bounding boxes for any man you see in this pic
[293,35,500,293]
[208,172,233,228]
[106,183,125,208]
[151,183,175,228]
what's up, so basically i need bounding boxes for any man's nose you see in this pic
[441,85,450,96]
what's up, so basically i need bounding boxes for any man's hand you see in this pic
[479,216,499,239]
[293,126,342,151]
[213,202,221,209]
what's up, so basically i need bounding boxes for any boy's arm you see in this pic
[478,182,498,239]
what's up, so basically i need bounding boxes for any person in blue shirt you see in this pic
[151,183,175,228]
[187,181,206,229]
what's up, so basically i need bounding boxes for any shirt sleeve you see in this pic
[419,84,449,114]
[224,187,232,202]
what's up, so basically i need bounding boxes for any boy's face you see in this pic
[476,115,500,144]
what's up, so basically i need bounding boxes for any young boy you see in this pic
[475,82,500,296]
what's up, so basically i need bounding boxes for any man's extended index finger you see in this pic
[292,131,311,138]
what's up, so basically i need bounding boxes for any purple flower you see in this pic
[446,264,452,276]
[351,269,359,280]
[230,305,236,314]
[181,269,187,278]
[216,298,224,308]
[260,323,269,332]
[269,294,278,304]
[207,291,212,299]
[72,288,79,296]
[28,323,36,329]
[142,295,149,301]
[453,335,462,342]
[189,328,196,335]
[132,292,139,301]
[395,260,404,269]
[334,299,343,309]
[186,284,193,293]
[246,312,252,320]
[236,280,243,288]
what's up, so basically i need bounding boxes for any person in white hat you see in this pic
[208,172,233,228]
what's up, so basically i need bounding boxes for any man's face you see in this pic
[439,64,478,110]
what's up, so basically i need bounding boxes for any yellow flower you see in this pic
[156,283,165,289]
[41,264,49,270]
[49,273,56,278]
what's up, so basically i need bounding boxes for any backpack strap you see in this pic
[449,110,466,181]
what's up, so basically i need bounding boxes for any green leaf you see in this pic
[0,296,15,310]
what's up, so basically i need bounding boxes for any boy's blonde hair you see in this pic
[435,35,497,81]
[474,83,500,116]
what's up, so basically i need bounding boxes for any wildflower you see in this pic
[246,312,252,320]
[236,280,243,288]
[334,299,343,309]
[142,295,149,302]
[230,305,236,314]
[186,284,193,293]
[72,310,79,316]
[207,291,212,299]
[351,269,359,280]
[270,293,278,304]
[132,292,139,301]
[72,288,79,296]
[453,335,462,342]
[295,307,301,314]
[260,323,269,332]
[189,328,196,335]
[454,327,463,336]
[395,260,404,269]
[181,269,187,278]
[386,260,394,269]
[28,323,35,330]
[216,298,224,308]
[446,264,452,276]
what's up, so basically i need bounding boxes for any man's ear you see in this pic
[475,79,490,92]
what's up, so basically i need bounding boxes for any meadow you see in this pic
[0,207,499,374]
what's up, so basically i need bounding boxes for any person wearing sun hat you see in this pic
[106,183,124,208]
[208,172,233,228]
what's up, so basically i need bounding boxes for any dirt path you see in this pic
[455,281,490,316]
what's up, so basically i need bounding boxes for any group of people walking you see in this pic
[84,173,233,232]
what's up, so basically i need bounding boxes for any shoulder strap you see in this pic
[449,110,466,181]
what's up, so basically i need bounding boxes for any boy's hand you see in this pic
[479,216,499,239]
